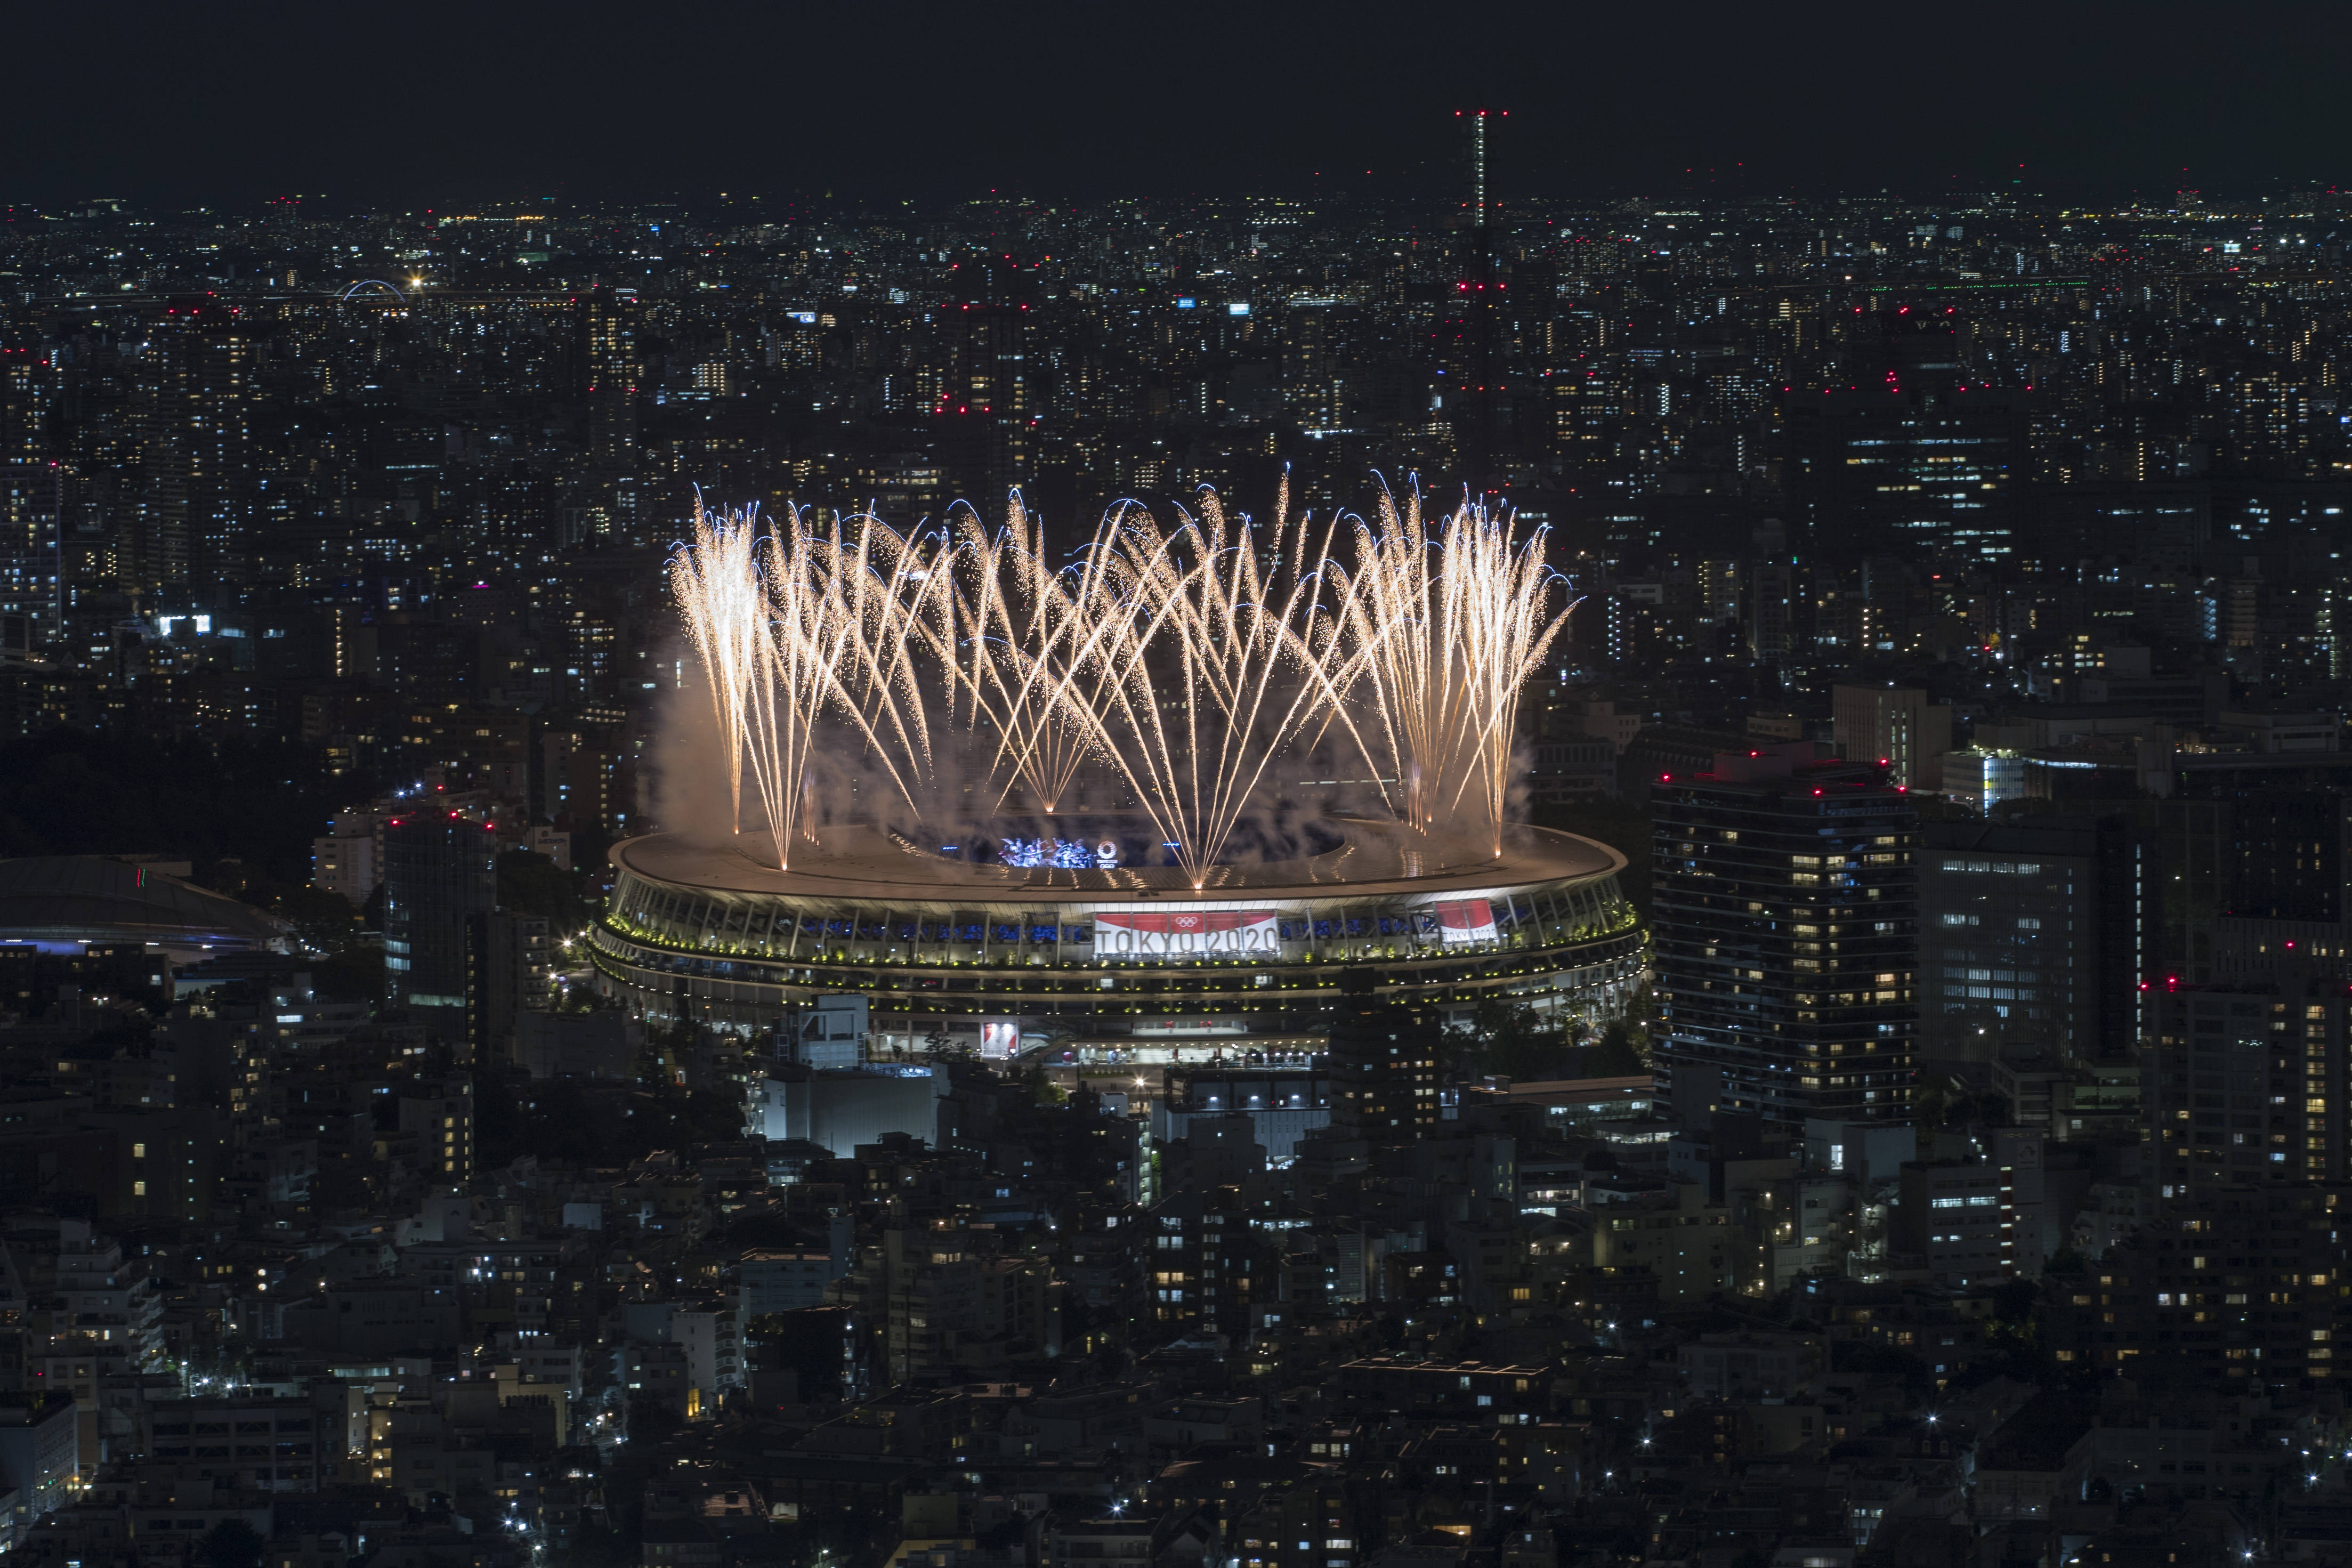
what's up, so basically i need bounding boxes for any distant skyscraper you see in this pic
[1327,968,1441,1142]
[581,288,638,459]
[578,288,640,540]
[2145,968,2348,1200]
[0,350,61,657]
[1832,684,1952,790]
[1747,554,1795,664]
[1787,310,2025,565]
[1919,815,2145,1068]
[1434,108,1505,494]
[137,300,254,598]
[936,255,1037,501]
[1652,746,1919,1127]
[383,813,497,1048]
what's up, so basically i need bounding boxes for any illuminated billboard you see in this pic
[1093,908,1280,959]
[1432,897,1498,944]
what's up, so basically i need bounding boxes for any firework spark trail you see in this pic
[668,499,768,837]
[943,495,1104,813]
[668,482,1569,874]
[805,507,957,810]
[1055,480,1354,887]
[746,523,834,869]
[1445,499,1572,847]
[1332,487,1572,854]
[1329,485,1446,831]
[670,505,817,870]
[672,504,950,869]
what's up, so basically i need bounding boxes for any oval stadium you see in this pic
[585,817,1643,1058]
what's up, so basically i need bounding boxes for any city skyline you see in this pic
[8,27,2352,1568]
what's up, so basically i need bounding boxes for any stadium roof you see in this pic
[0,856,293,953]
[613,819,1624,907]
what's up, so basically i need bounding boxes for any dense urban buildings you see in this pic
[6,176,2352,1568]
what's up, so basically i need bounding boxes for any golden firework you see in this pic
[1330,485,1571,855]
[668,481,1571,874]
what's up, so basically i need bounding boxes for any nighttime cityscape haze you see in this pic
[11,6,2352,1568]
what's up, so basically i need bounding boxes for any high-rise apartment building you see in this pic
[543,724,629,833]
[578,289,640,542]
[1919,815,2146,1066]
[310,811,381,909]
[1787,309,2026,565]
[1327,968,1442,1143]
[2146,969,2352,1200]
[1747,553,1795,663]
[483,910,552,1060]
[1833,684,1952,790]
[382,814,497,1047]
[2205,793,2352,979]
[136,301,255,597]
[580,289,638,460]
[0,351,61,657]
[1144,1187,1269,1336]
[1789,387,2027,561]
[1653,746,1919,1127]
[397,1079,475,1184]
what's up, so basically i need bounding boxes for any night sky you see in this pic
[9,0,2352,209]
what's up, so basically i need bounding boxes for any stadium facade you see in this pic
[587,818,1643,1058]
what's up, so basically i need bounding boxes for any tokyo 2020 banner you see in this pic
[1092,908,1281,958]
[1433,898,1498,944]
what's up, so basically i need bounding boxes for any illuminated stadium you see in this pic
[586,815,1642,1058]
[591,489,1642,1056]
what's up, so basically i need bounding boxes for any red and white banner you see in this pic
[1093,908,1280,958]
[980,1020,1022,1058]
[1433,898,1498,944]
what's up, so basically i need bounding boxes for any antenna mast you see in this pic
[1472,108,1486,225]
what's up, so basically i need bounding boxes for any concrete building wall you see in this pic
[754,1069,946,1157]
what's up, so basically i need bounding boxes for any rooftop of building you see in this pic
[1657,745,1900,796]
[0,856,292,956]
